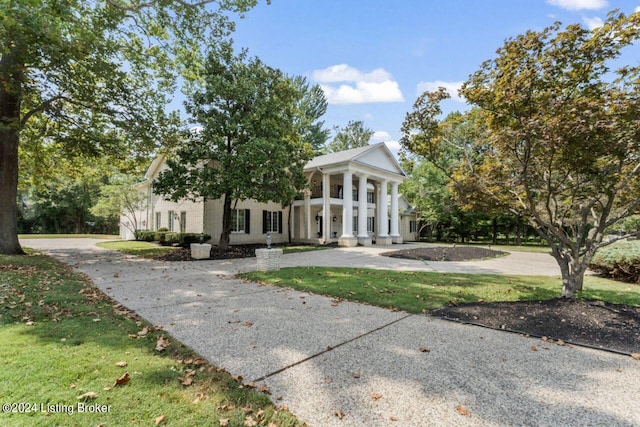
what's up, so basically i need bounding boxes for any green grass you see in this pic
[240,267,640,313]
[19,234,119,239]
[96,241,178,259]
[279,245,332,255]
[0,252,302,427]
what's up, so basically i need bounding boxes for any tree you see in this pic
[91,174,148,238]
[0,0,261,255]
[326,120,374,153]
[152,49,315,250]
[291,76,330,153]
[403,11,640,298]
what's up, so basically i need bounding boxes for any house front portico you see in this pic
[291,143,406,247]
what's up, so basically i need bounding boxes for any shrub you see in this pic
[179,233,212,247]
[136,231,156,242]
[589,240,640,283]
[162,232,181,246]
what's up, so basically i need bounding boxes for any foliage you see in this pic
[91,174,148,238]
[0,0,263,255]
[325,120,374,153]
[402,11,640,297]
[241,267,640,312]
[0,251,301,426]
[153,48,315,250]
[590,240,640,283]
[291,76,330,153]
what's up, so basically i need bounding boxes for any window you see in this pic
[180,212,187,233]
[367,217,375,233]
[263,210,282,234]
[155,212,161,230]
[168,210,174,231]
[353,216,358,233]
[410,220,417,233]
[367,191,375,203]
[231,209,250,233]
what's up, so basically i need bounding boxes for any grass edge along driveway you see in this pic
[240,267,640,313]
[0,251,303,427]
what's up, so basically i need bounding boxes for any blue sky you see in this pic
[226,0,640,153]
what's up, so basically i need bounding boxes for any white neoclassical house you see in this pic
[122,142,418,245]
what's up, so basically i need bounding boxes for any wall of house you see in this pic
[152,196,205,233]
[204,198,291,245]
[400,214,418,242]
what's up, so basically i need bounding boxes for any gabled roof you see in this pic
[305,142,406,177]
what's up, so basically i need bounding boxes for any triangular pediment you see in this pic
[352,143,405,176]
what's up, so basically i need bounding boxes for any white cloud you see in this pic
[384,140,401,151]
[373,131,391,141]
[583,16,604,29]
[546,0,608,10]
[635,6,640,12]
[415,80,465,102]
[312,64,404,104]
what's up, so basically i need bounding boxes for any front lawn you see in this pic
[96,240,179,259]
[0,252,302,427]
[240,267,640,313]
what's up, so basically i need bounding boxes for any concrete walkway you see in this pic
[22,239,640,427]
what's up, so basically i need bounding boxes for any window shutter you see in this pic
[262,210,267,234]
[278,211,283,234]
[245,209,250,234]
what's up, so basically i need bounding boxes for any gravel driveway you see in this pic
[23,238,640,427]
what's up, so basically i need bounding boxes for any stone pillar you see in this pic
[377,179,392,245]
[390,181,402,244]
[357,174,371,246]
[339,172,357,246]
[323,172,331,244]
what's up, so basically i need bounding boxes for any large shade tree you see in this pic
[402,11,640,298]
[0,0,262,254]
[326,120,374,153]
[153,48,315,250]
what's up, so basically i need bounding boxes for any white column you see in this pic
[304,192,311,240]
[378,180,388,237]
[358,175,369,240]
[341,172,353,238]
[390,181,402,243]
[323,172,331,243]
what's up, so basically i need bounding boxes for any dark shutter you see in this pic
[262,210,267,234]
[278,211,283,234]
[245,209,250,234]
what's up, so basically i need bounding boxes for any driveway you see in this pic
[22,239,640,427]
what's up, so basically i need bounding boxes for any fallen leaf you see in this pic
[352,372,361,378]
[418,347,431,353]
[390,416,398,421]
[257,384,271,394]
[155,336,169,351]
[455,404,471,416]
[219,419,230,427]
[113,273,119,278]
[333,409,345,419]
[180,377,193,386]
[556,339,566,346]
[530,346,538,352]
[631,353,640,360]
[116,361,128,367]
[325,377,332,384]
[154,415,166,425]
[137,327,149,337]
[114,372,130,387]
[243,321,254,327]
[244,416,258,426]
[192,392,206,404]
[77,392,98,401]
[371,392,382,401]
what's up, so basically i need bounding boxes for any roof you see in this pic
[305,142,406,177]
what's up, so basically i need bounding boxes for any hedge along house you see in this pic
[121,142,417,246]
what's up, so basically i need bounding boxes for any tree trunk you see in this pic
[492,216,498,245]
[218,192,232,250]
[552,251,586,298]
[0,48,25,255]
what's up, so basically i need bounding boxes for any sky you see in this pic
[223,0,640,154]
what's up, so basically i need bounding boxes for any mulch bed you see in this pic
[431,298,640,354]
[155,244,262,262]
[383,246,507,261]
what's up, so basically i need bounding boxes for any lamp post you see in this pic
[266,233,272,249]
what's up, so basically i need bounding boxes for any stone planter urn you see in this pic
[190,243,211,260]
